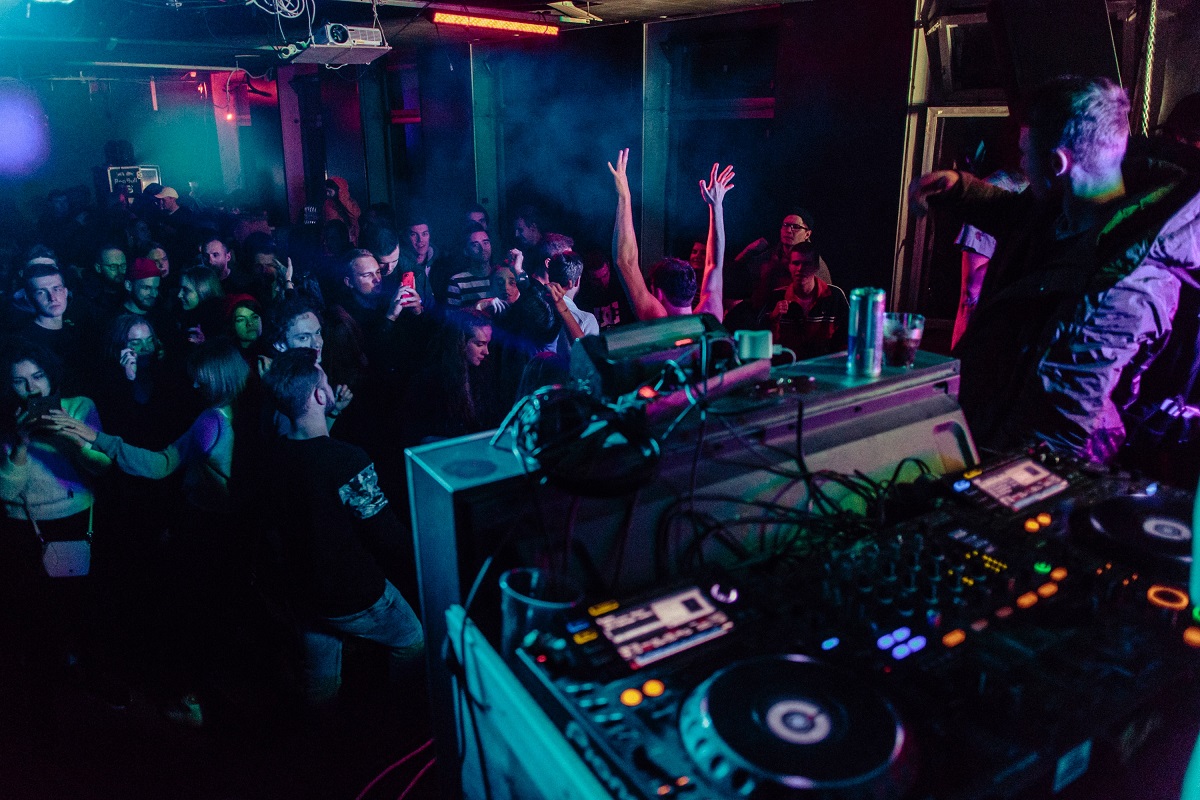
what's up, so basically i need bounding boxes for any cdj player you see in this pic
[512,448,1200,799]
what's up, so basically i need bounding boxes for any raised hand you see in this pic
[700,163,735,207]
[387,285,422,321]
[120,347,138,381]
[332,385,353,416]
[506,249,525,273]
[43,409,98,445]
[909,170,961,216]
[547,281,568,309]
[607,148,632,198]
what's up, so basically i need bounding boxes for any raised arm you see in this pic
[53,407,222,481]
[609,148,666,320]
[911,169,1027,239]
[695,163,735,320]
[548,282,587,341]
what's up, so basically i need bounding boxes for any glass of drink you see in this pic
[883,312,924,368]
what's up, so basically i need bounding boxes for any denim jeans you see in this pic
[301,580,424,706]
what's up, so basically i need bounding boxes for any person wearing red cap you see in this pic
[123,257,161,318]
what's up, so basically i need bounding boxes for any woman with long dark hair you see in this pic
[401,309,495,445]
[176,265,226,347]
[0,339,112,702]
[93,314,192,447]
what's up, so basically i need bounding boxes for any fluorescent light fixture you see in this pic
[431,11,559,36]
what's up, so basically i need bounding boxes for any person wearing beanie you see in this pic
[123,257,162,317]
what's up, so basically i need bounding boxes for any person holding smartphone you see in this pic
[0,339,114,707]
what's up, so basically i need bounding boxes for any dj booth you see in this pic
[406,341,1200,800]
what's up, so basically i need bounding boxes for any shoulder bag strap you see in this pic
[21,493,93,544]
[21,493,45,546]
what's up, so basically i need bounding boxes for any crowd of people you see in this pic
[0,151,851,733]
[6,75,1198,751]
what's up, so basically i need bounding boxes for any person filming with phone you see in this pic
[0,339,113,706]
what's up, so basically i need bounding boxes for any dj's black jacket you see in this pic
[940,157,1200,464]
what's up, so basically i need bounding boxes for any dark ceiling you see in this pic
[0,0,806,75]
[2,0,1190,78]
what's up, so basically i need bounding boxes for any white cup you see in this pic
[735,329,773,361]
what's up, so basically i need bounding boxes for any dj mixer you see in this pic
[512,449,1199,799]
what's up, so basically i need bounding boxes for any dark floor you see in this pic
[0,649,443,800]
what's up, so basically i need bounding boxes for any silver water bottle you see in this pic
[847,287,885,377]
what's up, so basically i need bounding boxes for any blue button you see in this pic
[877,634,895,650]
[953,479,971,492]
[821,637,840,651]
[892,627,911,643]
[1145,482,1159,496]
[892,643,912,660]
[908,635,927,652]
[566,620,589,634]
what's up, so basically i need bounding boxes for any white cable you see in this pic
[248,0,304,20]
[371,0,389,47]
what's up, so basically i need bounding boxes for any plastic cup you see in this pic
[883,313,925,368]
[498,567,582,661]
[734,329,773,361]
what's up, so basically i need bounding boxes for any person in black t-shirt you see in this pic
[18,264,90,394]
[260,347,423,707]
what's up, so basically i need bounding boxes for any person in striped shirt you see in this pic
[444,224,495,308]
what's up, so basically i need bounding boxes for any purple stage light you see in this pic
[0,82,49,177]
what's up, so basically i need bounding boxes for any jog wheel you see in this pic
[1081,489,1193,582]
[678,654,913,798]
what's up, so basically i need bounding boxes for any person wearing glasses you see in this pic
[732,207,832,309]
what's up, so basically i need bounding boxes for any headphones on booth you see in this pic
[512,385,661,498]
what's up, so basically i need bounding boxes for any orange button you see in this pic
[1050,567,1068,581]
[1147,585,1190,611]
[1036,513,1052,526]
[1023,519,1041,533]
[1183,627,1200,648]
[1037,582,1058,598]
[620,688,643,707]
[642,679,665,697]
[942,629,966,648]
[1016,592,1039,609]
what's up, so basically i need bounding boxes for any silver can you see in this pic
[847,287,885,377]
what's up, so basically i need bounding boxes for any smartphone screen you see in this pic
[24,394,60,420]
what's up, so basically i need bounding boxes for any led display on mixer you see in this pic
[594,587,735,669]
